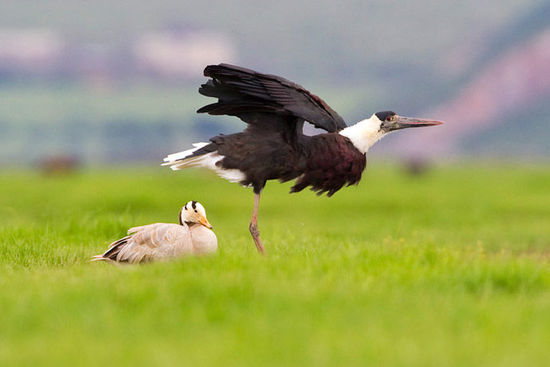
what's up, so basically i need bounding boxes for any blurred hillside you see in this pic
[0,0,549,164]
[384,1,550,158]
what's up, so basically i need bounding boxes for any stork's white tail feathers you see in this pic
[162,142,208,170]
[162,141,246,183]
[162,142,209,170]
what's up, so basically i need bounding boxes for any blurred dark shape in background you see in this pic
[0,0,548,166]
[37,154,80,175]
[402,158,432,177]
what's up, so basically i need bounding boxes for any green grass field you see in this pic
[1,164,549,366]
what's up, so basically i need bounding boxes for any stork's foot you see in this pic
[249,222,266,255]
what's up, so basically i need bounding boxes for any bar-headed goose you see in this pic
[92,201,217,263]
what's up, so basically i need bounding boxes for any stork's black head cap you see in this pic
[375,111,397,121]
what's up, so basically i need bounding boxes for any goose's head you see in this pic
[180,201,212,229]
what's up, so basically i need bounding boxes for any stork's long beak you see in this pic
[392,116,444,131]
[199,214,213,229]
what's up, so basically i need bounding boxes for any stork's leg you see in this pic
[249,192,266,255]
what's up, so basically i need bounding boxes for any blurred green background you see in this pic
[1,166,550,366]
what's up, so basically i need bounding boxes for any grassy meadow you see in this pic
[1,164,550,366]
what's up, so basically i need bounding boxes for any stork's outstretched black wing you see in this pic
[197,64,347,133]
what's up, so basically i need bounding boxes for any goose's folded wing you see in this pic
[98,223,192,263]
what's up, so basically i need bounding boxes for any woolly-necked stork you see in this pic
[163,64,443,254]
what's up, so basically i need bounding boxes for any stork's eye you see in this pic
[387,115,397,122]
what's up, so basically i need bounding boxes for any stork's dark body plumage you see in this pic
[190,128,366,196]
[164,64,443,254]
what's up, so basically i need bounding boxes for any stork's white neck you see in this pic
[339,114,386,154]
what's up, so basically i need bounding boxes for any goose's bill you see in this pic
[393,116,444,130]
[199,215,213,229]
